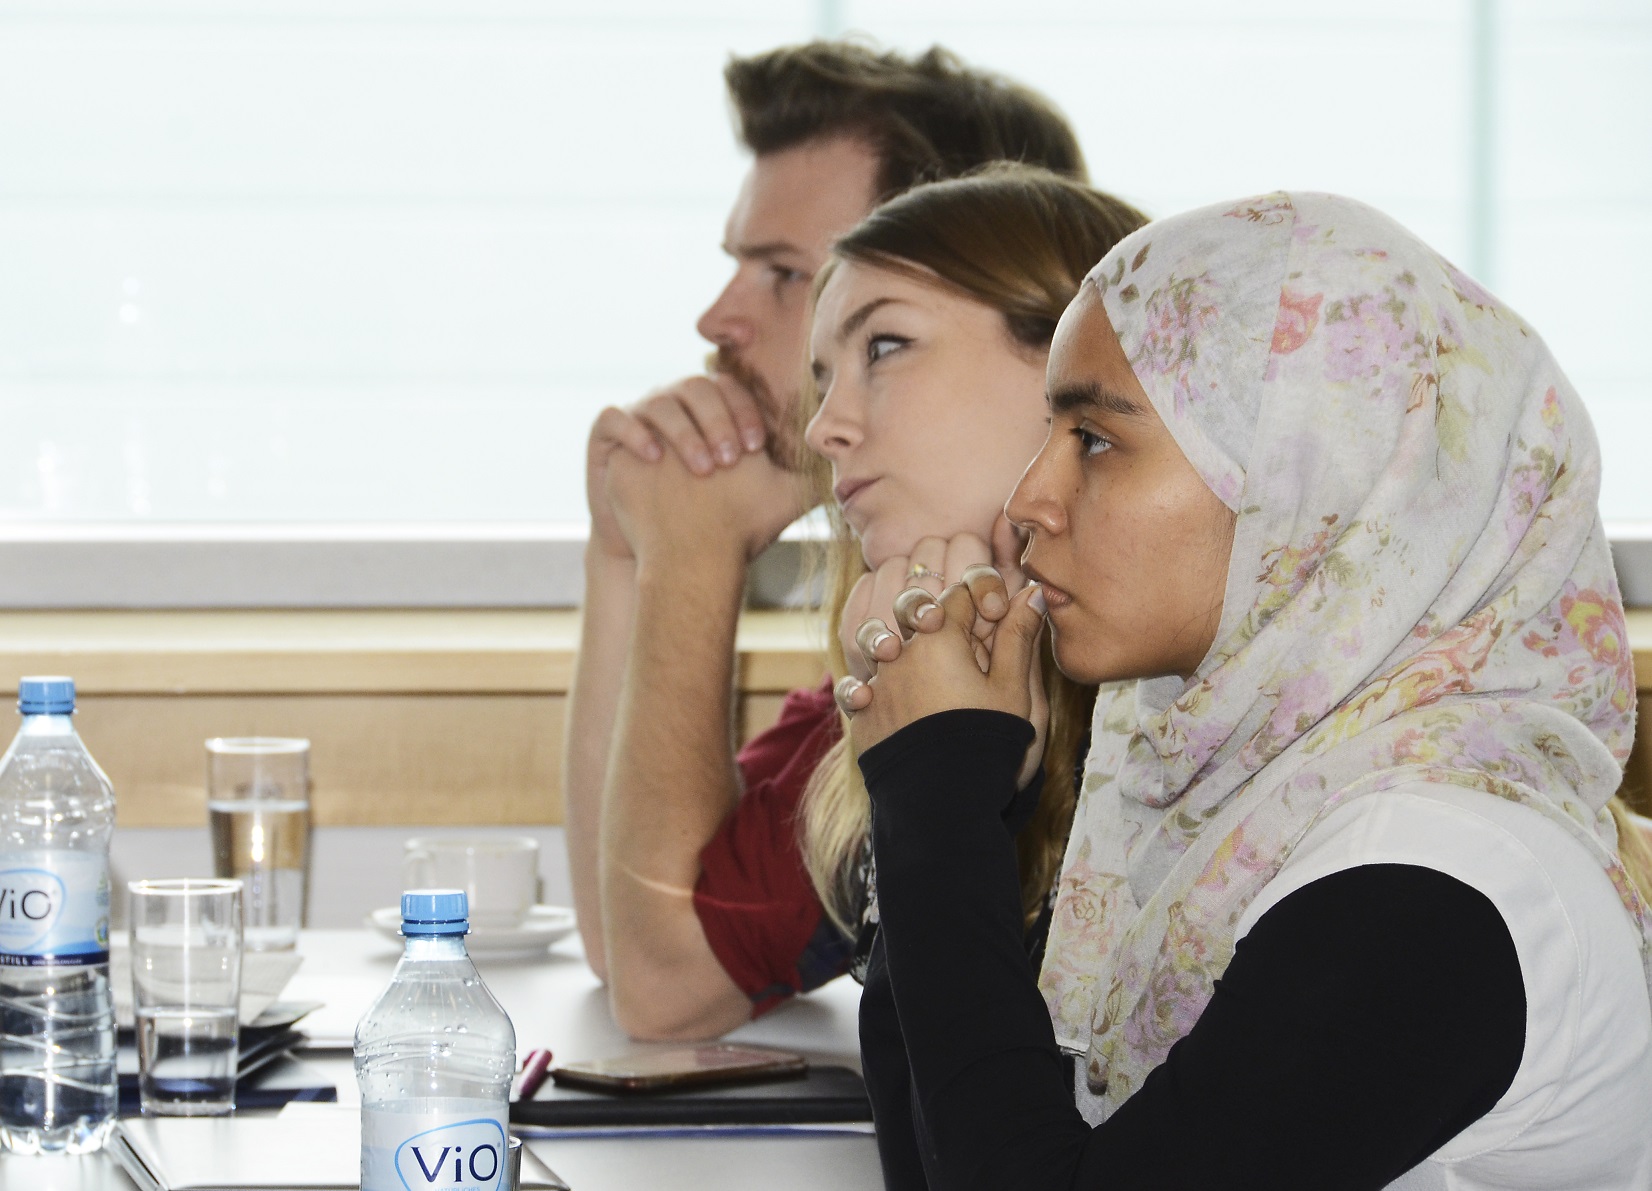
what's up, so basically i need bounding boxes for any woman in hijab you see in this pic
[838,191,1652,1188]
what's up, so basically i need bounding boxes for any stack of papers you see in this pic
[110,944,306,1027]
[115,1002,338,1115]
[273,972,389,1048]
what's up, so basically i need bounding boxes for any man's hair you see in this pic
[724,41,1087,200]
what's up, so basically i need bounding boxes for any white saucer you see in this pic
[367,904,577,958]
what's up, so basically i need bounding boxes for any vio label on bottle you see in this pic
[393,1118,507,1191]
[0,854,110,966]
[0,867,64,954]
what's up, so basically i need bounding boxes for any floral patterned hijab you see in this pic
[1038,191,1650,1119]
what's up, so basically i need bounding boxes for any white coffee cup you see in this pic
[403,836,540,930]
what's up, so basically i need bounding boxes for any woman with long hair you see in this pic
[841,191,1652,1187]
[678,166,1147,1044]
[796,165,1145,953]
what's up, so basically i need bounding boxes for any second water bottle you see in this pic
[355,889,516,1191]
[0,676,118,1155]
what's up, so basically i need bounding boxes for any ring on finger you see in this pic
[907,563,945,582]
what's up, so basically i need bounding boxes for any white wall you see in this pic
[1497,1,1652,522]
[847,0,1652,520]
[0,0,813,522]
[1,0,1648,524]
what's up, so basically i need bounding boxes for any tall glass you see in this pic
[206,737,311,951]
[128,878,243,1117]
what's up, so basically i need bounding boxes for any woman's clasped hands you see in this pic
[835,525,1051,789]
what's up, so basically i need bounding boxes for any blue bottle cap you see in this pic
[18,676,75,715]
[401,888,469,936]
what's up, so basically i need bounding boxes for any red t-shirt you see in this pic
[692,676,852,1016]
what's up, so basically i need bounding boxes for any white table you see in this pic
[0,930,883,1191]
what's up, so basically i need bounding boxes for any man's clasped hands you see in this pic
[588,368,1049,799]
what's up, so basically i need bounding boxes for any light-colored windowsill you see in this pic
[0,605,1641,694]
[1612,522,1652,609]
[0,521,821,610]
[0,607,1639,830]
[0,519,1647,610]
[0,607,830,696]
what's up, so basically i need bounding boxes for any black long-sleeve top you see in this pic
[858,709,1526,1191]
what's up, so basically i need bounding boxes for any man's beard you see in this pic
[707,347,800,470]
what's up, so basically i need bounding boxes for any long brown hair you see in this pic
[1610,798,1652,904]
[796,165,1149,932]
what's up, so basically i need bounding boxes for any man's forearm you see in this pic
[600,546,751,1038]
[563,548,638,980]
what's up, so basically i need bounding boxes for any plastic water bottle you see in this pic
[0,676,117,1155]
[356,889,516,1191]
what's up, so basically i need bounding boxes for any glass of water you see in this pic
[128,878,243,1117]
[206,737,311,951]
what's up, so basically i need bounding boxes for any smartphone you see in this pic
[548,1044,808,1094]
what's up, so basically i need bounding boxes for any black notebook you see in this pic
[510,1064,871,1128]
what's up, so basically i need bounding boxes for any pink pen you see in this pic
[512,1048,554,1102]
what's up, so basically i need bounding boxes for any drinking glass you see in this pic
[506,1136,523,1190]
[207,737,311,951]
[128,878,243,1117]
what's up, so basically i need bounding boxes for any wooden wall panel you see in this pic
[1621,693,1652,818]
[71,688,806,830]
[0,607,1641,826]
[0,609,831,830]
[75,694,565,829]
[738,693,791,749]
